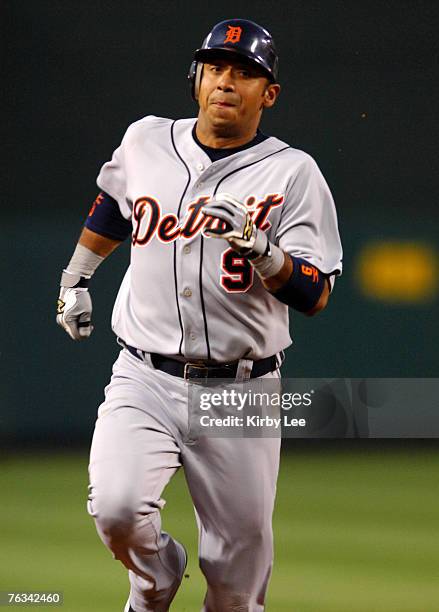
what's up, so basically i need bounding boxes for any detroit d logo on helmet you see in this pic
[224,25,242,44]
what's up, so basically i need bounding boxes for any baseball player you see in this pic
[56,19,342,612]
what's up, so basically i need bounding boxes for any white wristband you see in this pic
[248,242,285,281]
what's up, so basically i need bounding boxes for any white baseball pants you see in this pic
[87,348,281,611]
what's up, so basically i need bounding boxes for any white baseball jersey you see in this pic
[96,116,343,362]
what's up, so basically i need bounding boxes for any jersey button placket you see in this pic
[194,166,212,192]
[178,170,209,355]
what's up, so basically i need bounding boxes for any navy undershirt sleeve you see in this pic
[84,192,132,241]
[272,256,327,312]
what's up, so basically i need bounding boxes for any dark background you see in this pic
[1,1,438,444]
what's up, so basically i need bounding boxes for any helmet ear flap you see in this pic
[187,61,204,101]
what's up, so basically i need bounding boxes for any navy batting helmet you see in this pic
[188,19,279,100]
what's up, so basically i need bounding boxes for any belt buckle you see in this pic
[184,362,209,384]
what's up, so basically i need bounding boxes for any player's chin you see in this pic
[208,104,238,121]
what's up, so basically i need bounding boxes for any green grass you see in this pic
[1,447,438,611]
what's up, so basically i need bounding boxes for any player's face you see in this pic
[197,57,280,137]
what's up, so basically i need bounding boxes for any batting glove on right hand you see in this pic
[56,271,93,340]
[202,193,268,256]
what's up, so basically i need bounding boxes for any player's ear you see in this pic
[262,83,281,108]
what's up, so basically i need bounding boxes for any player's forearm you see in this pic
[79,227,123,258]
[63,228,121,282]
[258,250,292,292]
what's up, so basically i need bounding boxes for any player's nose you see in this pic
[216,67,235,91]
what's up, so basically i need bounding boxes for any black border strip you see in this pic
[199,146,291,360]
[170,120,191,356]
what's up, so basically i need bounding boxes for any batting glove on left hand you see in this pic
[202,193,268,256]
[56,271,93,340]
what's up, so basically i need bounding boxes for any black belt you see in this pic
[120,340,279,381]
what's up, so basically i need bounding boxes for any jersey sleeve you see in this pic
[96,126,133,220]
[275,154,343,279]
